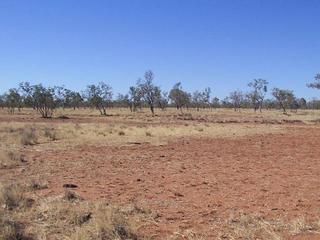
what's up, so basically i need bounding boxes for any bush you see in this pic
[63,190,83,202]
[0,150,23,168]
[20,127,38,145]
[70,203,138,240]
[0,184,29,210]
[44,127,58,141]
[0,214,26,240]
[118,130,125,136]
[28,180,48,191]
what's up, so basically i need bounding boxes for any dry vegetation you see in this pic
[0,121,285,149]
[0,108,320,239]
[0,150,23,168]
[0,182,154,240]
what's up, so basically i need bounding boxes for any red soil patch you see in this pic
[2,126,320,238]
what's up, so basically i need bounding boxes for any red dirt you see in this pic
[2,125,320,239]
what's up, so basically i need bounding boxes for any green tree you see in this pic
[169,82,190,110]
[85,82,113,116]
[138,70,161,116]
[272,88,295,114]
[4,88,22,114]
[307,74,320,89]
[229,90,244,111]
[247,79,268,112]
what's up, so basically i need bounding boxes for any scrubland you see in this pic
[1,108,320,239]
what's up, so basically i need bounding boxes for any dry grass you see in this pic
[44,127,58,141]
[27,179,48,191]
[0,182,151,240]
[59,107,320,123]
[0,211,28,240]
[219,213,283,240]
[34,197,151,239]
[70,203,139,240]
[168,230,206,240]
[0,121,286,150]
[1,108,320,239]
[118,130,126,136]
[289,216,317,235]
[0,149,23,168]
[21,126,38,145]
[0,183,30,210]
[48,107,320,122]
[1,107,320,150]
[217,213,320,240]
[2,107,320,124]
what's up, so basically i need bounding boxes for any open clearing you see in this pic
[1,108,320,239]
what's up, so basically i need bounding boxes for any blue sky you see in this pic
[0,0,319,99]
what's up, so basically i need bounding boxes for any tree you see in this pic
[272,88,295,114]
[0,95,5,109]
[33,85,57,118]
[4,88,22,114]
[247,79,268,112]
[298,98,307,109]
[128,86,143,112]
[263,99,277,110]
[191,88,211,110]
[308,98,320,109]
[229,90,244,111]
[169,82,190,110]
[221,97,232,108]
[138,70,161,116]
[202,87,211,108]
[19,82,34,109]
[192,91,203,111]
[19,82,58,118]
[307,74,320,89]
[69,91,83,110]
[211,97,220,108]
[55,86,70,109]
[85,82,112,116]
[158,91,169,110]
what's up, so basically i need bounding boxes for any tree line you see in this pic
[1,70,320,118]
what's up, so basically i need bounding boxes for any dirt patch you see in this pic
[2,125,320,238]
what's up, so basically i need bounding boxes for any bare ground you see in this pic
[2,121,320,239]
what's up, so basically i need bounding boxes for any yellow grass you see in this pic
[1,108,320,239]
[0,121,285,150]
[2,107,320,122]
[0,182,152,240]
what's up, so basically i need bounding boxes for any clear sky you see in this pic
[0,0,319,99]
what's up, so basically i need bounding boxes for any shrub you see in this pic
[63,190,83,202]
[44,127,58,141]
[70,203,138,240]
[20,127,38,145]
[195,127,204,132]
[0,214,26,240]
[0,184,29,210]
[118,130,125,136]
[0,150,23,168]
[28,180,48,191]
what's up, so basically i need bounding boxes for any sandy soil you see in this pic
[2,122,320,239]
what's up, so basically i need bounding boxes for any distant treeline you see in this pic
[1,71,320,118]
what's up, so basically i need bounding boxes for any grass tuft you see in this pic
[0,150,23,168]
[0,184,31,210]
[20,126,38,145]
[118,130,125,136]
